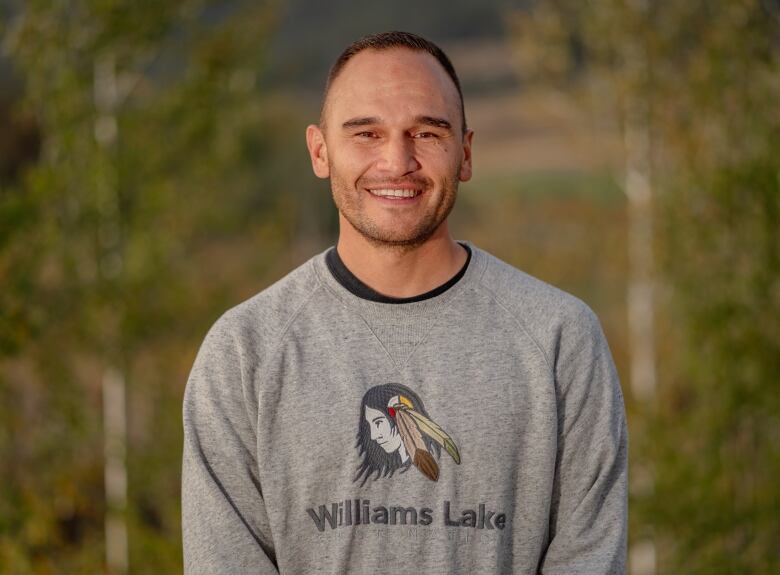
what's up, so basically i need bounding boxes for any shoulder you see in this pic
[474,246,597,330]
[201,253,323,360]
[470,246,605,370]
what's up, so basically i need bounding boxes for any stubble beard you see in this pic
[329,166,460,251]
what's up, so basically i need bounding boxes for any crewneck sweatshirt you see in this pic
[182,242,628,574]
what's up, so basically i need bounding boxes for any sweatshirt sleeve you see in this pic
[540,305,628,575]
[182,313,279,574]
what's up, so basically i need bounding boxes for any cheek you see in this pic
[416,142,460,168]
[331,143,377,169]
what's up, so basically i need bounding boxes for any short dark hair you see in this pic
[321,31,467,134]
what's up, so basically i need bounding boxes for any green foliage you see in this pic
[0,1,297,572]
[648,4,780,569]
[513,0,780,571]
[653,157,780,572]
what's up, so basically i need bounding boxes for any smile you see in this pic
[367,188,421,199]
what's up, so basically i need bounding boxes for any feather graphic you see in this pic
[397,405,461,465]
[395,409,439,481]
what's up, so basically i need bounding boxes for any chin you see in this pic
[356,222,439,247]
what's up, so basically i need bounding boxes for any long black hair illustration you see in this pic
[354,383,460,487]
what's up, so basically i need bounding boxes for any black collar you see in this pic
[325,243,472,304]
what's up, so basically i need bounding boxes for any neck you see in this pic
[336,219,467,299]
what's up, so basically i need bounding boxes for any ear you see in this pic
[306,124,330,179]
[458,129,474,182]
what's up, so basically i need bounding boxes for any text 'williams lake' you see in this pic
[306,499,508,532]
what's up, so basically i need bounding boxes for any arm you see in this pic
[541,306,628,574]
[182,313,279,574]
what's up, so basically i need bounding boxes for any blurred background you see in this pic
[0,0,778,573]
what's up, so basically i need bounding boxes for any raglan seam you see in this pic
[398,269,488,369]
[312,247,491,370]
[241,263,323,558]
[311,271,439,370]
[265,263,324,366]
[398,250,489,368]
[309,257,401,368]
[311,255,374,314]
[475,278,555,377]
[227,261,323,450]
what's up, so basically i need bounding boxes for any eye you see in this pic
[414,131,438,140]
[355,131,378,139]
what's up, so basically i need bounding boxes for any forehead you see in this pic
[324,48,460,127]
[364,406,386,419]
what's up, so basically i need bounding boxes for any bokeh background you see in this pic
[1,1,778,573]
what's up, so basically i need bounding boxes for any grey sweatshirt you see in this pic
[182,243,628,574]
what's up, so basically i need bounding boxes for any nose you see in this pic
[376,134,420,176]
[370,424,381,441]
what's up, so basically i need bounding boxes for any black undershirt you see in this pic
[325,243,472,304]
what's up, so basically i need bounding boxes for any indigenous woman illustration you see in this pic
[353,383,461,487]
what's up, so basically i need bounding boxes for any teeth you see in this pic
[368,189,419,198]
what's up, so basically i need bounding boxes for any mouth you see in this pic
[366,188,423,201]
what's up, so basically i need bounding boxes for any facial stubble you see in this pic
[329,162,461,251]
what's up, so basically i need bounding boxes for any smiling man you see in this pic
[182,31,628,574]
[306,35,473,299]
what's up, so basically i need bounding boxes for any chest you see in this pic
[253,321,557,501]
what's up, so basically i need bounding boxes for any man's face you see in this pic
[306,48,473,247]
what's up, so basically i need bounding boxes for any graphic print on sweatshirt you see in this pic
[353,383,461,487]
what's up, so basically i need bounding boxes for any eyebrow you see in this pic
[416,115,453,131]
[341,115,453,131]
[342,117,380,130]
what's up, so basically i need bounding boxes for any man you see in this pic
[182,31,627,574]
